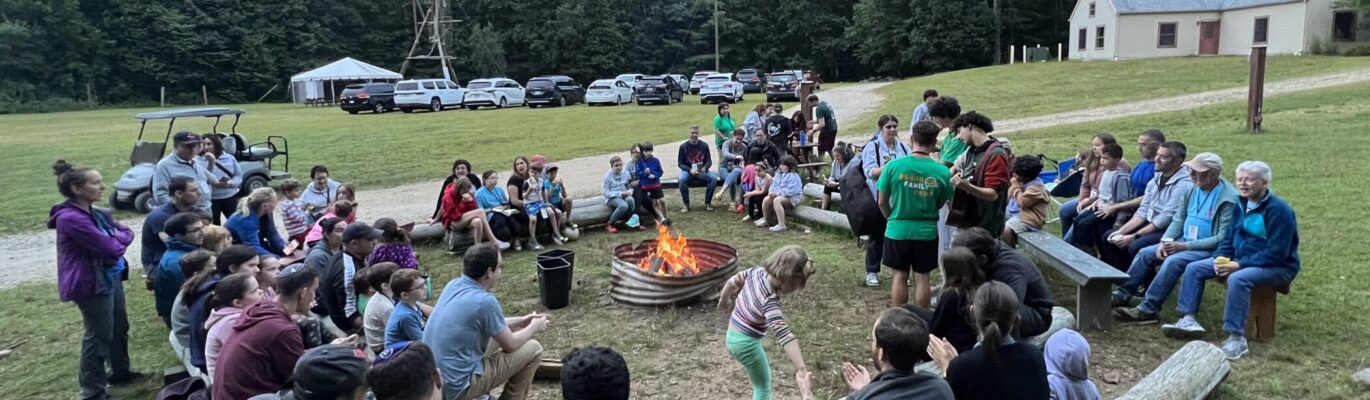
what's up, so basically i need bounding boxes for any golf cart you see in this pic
[111,107,291,213]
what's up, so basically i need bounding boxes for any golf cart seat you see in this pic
[223,133,277,162]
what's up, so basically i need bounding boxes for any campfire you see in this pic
[610,226,739,306]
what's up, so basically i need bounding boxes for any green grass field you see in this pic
[0,56,1364,235]
[2,77,1368,399]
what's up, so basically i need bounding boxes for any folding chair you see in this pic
[1040,156,1081,224]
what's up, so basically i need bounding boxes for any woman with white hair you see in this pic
[1162,160,1301,361]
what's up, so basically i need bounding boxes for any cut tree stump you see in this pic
[1117,341,1231,400]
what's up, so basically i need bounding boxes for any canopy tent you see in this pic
[288,57,402,104]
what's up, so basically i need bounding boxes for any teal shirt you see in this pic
[877,156,953,240]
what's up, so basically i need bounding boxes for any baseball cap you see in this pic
[173,131,202,146]
[290,345,370,400]
[341,222,382,243]
[531,154,546,164]
[1185,152,1223,173]
[545,163,559,171]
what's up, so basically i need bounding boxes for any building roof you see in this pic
[1111,0,1301,14]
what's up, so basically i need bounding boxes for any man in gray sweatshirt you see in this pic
[1098,141,1194,270]
[153,131,213,212]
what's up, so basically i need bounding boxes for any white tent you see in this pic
[289,57,402,104]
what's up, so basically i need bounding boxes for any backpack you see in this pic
[947,139,1013,228]
[157,376,209,400]
[839,142,887,237]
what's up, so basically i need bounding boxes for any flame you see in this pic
[637,225,701,277]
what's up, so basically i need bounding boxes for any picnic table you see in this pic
[789,143,824,182]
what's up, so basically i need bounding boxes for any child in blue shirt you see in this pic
[635,142,669,226]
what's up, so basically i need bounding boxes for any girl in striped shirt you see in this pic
[717,245,817,400]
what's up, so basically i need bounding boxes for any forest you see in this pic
[0,0,1072,111]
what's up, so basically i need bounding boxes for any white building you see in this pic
[1069,0,1369,60]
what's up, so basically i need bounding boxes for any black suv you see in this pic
[765,71,802,101]
[737,68,765,93]
[340,83,397,114]
[525,75,585,108]
[634,75,684,105]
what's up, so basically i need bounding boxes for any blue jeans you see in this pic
[678,171,719,207]
[606,196,636,224]
[1067,210,1115,251]
[1098,229,1164,271]
[720,165,743,202]
[1059,199,1080,241]
[1119,246,1211,309]
[865,236,883,274]
[1177,258,1298,335]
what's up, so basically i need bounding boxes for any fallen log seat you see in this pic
[801,183,839,203]
[1117,341,1231,400]
[917,306,1076,376]
[410,196,611,248]
[790,205,851,233]
[1217,277,1290,341]
[1017,230,1129,331]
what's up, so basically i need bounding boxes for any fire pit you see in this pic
[610,226,739,306]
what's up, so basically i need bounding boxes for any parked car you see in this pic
[586,79,634,106]
[525,75,585,108]
[464,78,526,110]
[340,83,397,114]
[394,79,465,113]
[699,73,744,104]
[736,68,765,93]
[113,108,290,213]
[668,74,690,93]
[634,75,684,105]
[689,71,717,94]
[615,73,644,87]
[765,71,802,101]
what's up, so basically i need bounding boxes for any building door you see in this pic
[1200,21,1221,55]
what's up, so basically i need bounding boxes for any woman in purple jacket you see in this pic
[48,160,146,399]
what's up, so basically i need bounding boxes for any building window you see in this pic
[1254,17,1269,44]
[1158,22,1178,48]
[1078,28,1087,50]
[1089,2,1096,17]
[1334,11,1357,42]
[1096,26,1106,49]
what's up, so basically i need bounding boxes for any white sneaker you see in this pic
[1220,335,1249,360]
[866,273,879,287]
[680,206,690,213]
[768,225,787,232]
[754,219,768,227]
[530,241,545,250]
[495,240,511,250]
[1161,315,1207,339]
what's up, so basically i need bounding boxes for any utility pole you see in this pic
[714,0,720,71]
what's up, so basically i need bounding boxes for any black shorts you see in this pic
[823,183,840,195]
[882,238,940,273]
[645,188,664,199]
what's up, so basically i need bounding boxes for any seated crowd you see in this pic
[46,89,1295,400]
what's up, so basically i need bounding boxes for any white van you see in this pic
[395,79,465,113]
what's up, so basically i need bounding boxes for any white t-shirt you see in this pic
[364,294,396,353]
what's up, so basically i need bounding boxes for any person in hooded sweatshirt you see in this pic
[1043,329,1101,400]
[49,160,146,399]
[841,307,953,400]
[155,212,205,327]
[216,263,359,400]
[203,273,266,382]
[186,245,260,370]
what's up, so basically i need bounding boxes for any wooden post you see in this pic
[1247,46,1267,132]
[1058,43,1063,61]
[160,86,166,107]
[1022,45,1027,63]
[202,85,208,105]
[86,83,94,105]
[1009,46,1015,65]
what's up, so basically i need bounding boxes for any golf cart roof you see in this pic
[134,107,244,120]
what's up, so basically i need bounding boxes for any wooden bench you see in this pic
[1018,230,1129,331]
[1217,277,1290,341]
[797,162,826,182]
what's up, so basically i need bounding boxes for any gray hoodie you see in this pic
[153,153,213,211]
[1135,165,1194,231]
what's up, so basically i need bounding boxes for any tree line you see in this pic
[0,0,1072,112]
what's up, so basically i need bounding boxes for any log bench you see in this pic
[1217,277,1290,341]
[409,196,611,252]
[1017,230,1129,331]
[1118,341,1231,400]
[802,182,840,203]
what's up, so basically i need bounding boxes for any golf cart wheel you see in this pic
[497,97,508,109]
[373,102,386,114]
[242,175,269,194]
[134,191,155,214]
[430,99,442,112]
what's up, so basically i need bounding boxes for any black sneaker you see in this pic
[1110,292,1134,308]
[108,371,149,386]
[1112,307,1158,323]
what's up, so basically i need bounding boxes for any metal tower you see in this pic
[400,0,460,80]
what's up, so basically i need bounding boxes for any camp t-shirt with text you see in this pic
[877,156,953,240]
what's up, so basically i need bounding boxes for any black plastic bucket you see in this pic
[536,250,575,309]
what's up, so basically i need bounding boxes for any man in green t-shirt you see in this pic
[877,120,953,308]
[808,94,839,161]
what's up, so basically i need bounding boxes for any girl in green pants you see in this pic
[718,245,817,400]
